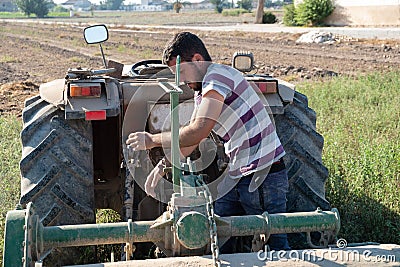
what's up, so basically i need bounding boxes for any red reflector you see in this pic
[81,87,91,96]
[255,81,278,94]
[257,82,267,92]
[85,110,106,121]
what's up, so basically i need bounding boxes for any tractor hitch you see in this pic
[2,201,340,266]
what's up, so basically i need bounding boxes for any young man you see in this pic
[126,32,290,251]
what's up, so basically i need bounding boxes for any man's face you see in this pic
[168,58,204,91]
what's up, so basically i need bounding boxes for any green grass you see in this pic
[47,12,70,17]
[0,115,22,263]
[0,11,69,18]
[96,209,122,262]
[222,8,250,16]
[297,71,400,244]
[0,55,20,63]
[70,56,88,64]
[0,12,27,18]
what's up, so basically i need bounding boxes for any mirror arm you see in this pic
[99,43,107,68]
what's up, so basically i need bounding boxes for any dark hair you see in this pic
[162,32,212,65]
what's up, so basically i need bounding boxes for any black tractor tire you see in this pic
[274,91,331,248]
[19,95,95,265]
[275,91,330,212]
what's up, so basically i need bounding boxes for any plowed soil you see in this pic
[1,21,399,116]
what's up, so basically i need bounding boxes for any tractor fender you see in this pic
[277,78,296,104]
[64,78,121,120]
[39,79,65,107]
[40,78,121,119]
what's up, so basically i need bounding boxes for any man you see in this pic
[126,32,290,251]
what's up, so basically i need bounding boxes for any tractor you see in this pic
[2,24,339,266]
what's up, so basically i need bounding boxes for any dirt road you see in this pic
[1,21,399,116]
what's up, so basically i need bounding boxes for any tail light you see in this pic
[250,80,278,94]
[69,82,101,97]
[254,81,278,94]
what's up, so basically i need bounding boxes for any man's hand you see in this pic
[126,132,156,151]
[144,160,165,198]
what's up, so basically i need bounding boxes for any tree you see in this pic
[16,0,50,17]
[99,0,124,10]
[16,0,35,16]
[265,0,283,8]
[110,0,123,10]
[173,0,182,13]
[237,0,252,11]
[34,0,50,17]
[254,0,264,24]
[210,0,226,13]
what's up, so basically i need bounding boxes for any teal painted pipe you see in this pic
[2,207,26,267]
[171,55,181,192]
[2,203,340,266]
[218,209,340,239]
[40,209,338,252]
[42,220,163,250]
[267,208,340,235]
[41,209,338,250]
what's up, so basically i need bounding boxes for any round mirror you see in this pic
[84,24,109,44]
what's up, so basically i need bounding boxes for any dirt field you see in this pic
[1,20,399,116]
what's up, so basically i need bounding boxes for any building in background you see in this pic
[61,0,92,11]
[185,0,213,10]
[295,0,400,26]
[122,0,169,11]
[0,0,17,12]
[122,0,214,11]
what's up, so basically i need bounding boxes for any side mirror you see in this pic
[84,24,109,44]
[232,51,254,73]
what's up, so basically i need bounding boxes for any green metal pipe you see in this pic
[42,220,163,251]
[218,209,340,238]
[2,203,340,266]
[267,209,340,235]
[39,209,338,251]
[171,55,181,192]
[2,207,26,267]
[41,210,338,250]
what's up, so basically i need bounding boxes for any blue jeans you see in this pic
[214,168,290,252]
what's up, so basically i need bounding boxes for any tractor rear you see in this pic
[3,24,337,266]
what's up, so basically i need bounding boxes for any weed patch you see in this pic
[297,71,400,244]
[0,115,22,263]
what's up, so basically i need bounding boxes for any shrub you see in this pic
[52,5,68,12]
[221,8,248,16]
[283,3,297,26]
[262,11,276,24]
[295,0,334,26]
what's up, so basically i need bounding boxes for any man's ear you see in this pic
[192,53,205,62]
